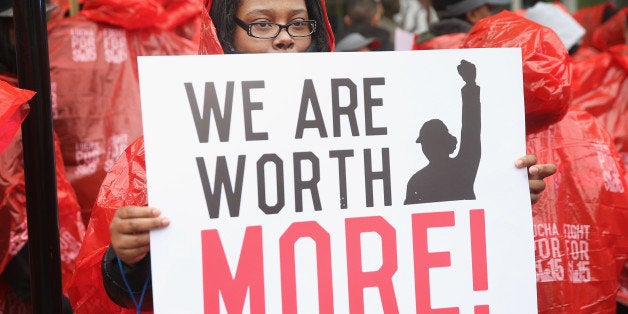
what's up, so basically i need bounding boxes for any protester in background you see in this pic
[573,1,621,51]
[335,31,381,51]
[378,0,401,46]
[568,8,628,311]
[324,0,345,33]
[462,11,628,313]
[525,2,628,177]
[413,0,510,49]
[68,0,554,313]
[343,0,382,27]
[396,0,438,34]
[574,4,627,55]
[340,0,394,50]
[47,0,201,226]
[525,1,586,55]
[569,4,628,172]
[0,2,84,313]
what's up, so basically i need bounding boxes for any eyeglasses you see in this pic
[235,18,317,39]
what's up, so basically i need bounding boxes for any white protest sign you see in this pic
[138,49,536,313]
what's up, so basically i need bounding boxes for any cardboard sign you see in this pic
[138,49,537,313]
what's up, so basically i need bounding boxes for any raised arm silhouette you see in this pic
[404,59,482,204]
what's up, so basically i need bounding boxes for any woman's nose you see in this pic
[273,28,294,50]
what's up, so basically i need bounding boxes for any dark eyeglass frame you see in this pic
[234,17,317,39]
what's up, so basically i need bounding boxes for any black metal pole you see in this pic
[12,0,63,313]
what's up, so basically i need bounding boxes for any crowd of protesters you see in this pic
[0,0,627,313]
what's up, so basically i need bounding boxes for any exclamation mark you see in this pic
[470,209,489,314]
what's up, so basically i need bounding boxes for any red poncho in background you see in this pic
[412,33,467,50]
[463,11,571,134]
[570,8,628,307]
[48,0,201,225]
[0,80,85,313]
[67,1,335,312]
[462,11,628,313]
[0,81,33,274]
[573,1,618,51]
[588,8,627,52]
[67,139,149,314]
[571,36,628,174]
[0,81,30,156]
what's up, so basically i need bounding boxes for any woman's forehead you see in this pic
[238,0,309,13]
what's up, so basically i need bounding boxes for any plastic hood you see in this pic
[461,11,572,134]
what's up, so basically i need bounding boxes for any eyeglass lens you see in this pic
[250,21,315,38]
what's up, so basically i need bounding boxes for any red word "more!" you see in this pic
[201,210,489,314]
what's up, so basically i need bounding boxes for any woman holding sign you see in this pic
[68,0,334,312]
[67,0,555,312]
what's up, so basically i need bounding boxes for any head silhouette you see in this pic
[416,119,458,161]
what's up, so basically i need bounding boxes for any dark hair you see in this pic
[432,0,458,12]
[602,5,618,23]
[0,19,16,74]
[432,0,470,21]
[209,0,331,52]
[209,0,240,51]
[0,0,11,12]
[381,0,400,19]
[343,0,378,25]
[305,0,332,51]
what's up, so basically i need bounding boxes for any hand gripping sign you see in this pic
[138,49,534,313]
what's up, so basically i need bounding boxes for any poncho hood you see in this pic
[80,0,202,30]
[461,11,572,134]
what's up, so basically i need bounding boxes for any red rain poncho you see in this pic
[573,2,618,51]
[572,45,628,172]
[412,33,467,50]
[0,81,30,156]
[0,81,33,273]
[463,11,628,313]
[0,80,85,313]
[462,11,571,134]
[48,0,201,225]
[66,1,335,313]
[588,8,627,52]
